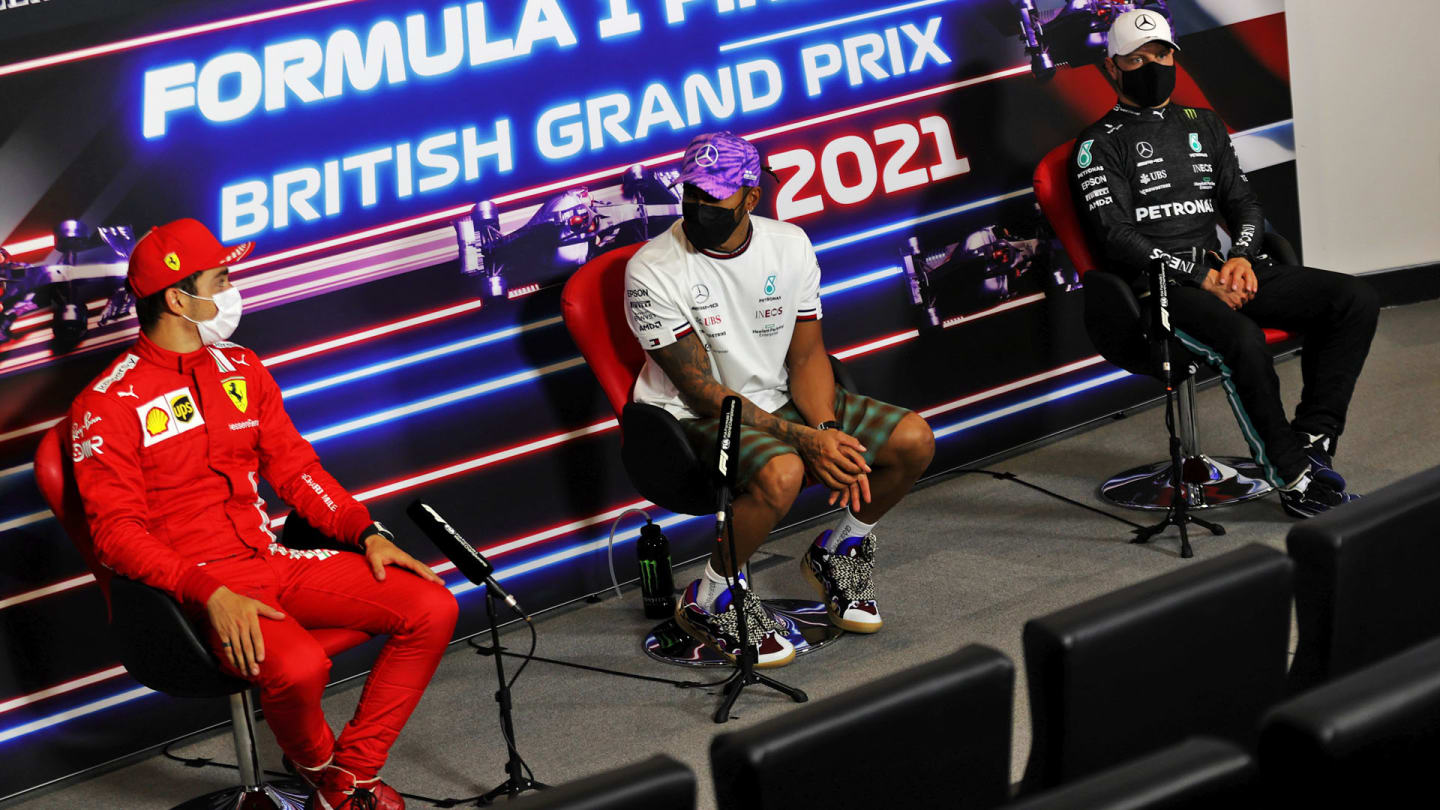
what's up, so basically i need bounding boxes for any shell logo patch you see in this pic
[145,407,170,436]
[136,387,206,447]
[164,252,182,272]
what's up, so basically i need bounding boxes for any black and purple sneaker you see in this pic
[1280,469,1359,519]
[1301,433,1346,492]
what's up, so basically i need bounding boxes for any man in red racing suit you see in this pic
[69,218,455,810]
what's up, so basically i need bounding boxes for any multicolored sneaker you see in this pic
[304,766,405,810]
[802,531,882,633]
[674,576,795,668]
[1280,469,1359,519]
[1300,433,1346,492]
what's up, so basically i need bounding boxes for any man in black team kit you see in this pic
[1072,9,1379,518]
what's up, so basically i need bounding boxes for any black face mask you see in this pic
[682,199,744,251]
[1116,59,1175,108]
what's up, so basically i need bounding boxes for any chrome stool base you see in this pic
[1100,454,1273,511]
[644,599,843,667]
[172,781,308,810]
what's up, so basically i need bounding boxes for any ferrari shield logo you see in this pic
[164,252,182,272]
[222,377,248,413]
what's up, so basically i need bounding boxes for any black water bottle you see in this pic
[636,521,676,619]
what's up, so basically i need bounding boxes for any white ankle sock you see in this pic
[824,509,878,551]
[698,562,732,611]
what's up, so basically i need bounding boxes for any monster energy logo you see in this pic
[1183,107,1198,120]
[639,557,670,598]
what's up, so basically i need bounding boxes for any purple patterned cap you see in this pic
[673,131,761,200]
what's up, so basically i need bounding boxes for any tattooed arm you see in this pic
[648,332,805,443]
[648,333,870,505]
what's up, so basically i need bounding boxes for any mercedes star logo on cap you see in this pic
[1136,13,1156,31]
[696,144,719,167]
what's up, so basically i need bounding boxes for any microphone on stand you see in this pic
[406,500,529,621]
[715,396,742,536]
[1148,256,1175,384]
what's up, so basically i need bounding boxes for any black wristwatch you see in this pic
[816,420,840,431]
[363,521,395,547]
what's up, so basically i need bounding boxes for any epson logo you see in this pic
[1134,199,1216,221]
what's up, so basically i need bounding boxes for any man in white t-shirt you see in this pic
[624,132,935,668]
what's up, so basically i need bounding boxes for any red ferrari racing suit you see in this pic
[69,332,457,778]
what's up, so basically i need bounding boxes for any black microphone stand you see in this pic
[1131,258,1224,558]
[455,590,546,805]
[712,481,808,723]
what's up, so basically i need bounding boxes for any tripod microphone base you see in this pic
[470,777,548,806]
[1132,508,1226,558]
[713,665,809,724]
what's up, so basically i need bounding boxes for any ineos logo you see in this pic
[1136,142,1155,159]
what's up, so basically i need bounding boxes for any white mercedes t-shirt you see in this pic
[624,215,823,420]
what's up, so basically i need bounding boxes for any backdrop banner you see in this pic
[0,0,1294,798]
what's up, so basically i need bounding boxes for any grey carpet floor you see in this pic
[10,298,1439,809]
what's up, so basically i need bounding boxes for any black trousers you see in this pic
[1167,264,1379,486]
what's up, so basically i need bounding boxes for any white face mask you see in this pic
[178,286,242,345]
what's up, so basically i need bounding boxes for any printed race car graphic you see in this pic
[1013,0,1172,79]
[901,203,1079,327]
[1,220,136,351]
[454,165,682,300]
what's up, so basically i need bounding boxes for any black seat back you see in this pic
[1083,270,1153,375]
[1007,738,1257,810]
[1021,544,1292,792]
[509,755,694,810]
[1286,464,1440,691]
[109,577,250,698]
[1260,636,1440,806]
[710,645,1013,810]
